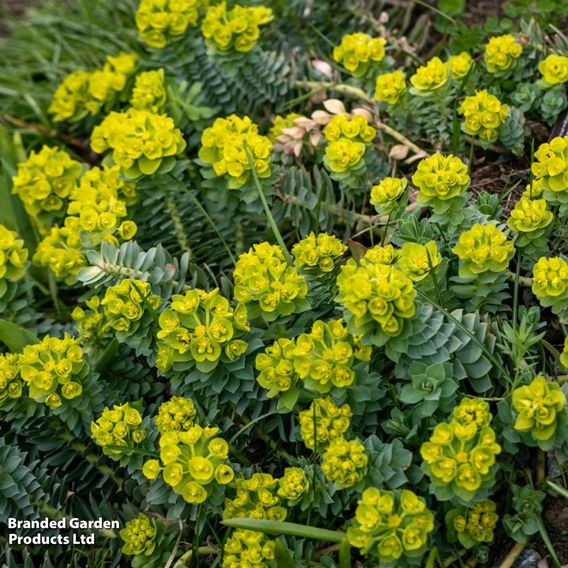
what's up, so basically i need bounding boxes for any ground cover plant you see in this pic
[1,0,568,566]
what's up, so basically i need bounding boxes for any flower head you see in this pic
[119,514,156,556]
[131,69,167,113]
[448,52,474,80]
[299,397,352,450]
[410,57,448,94]
[531,136,568,194]
[539,54,568,87]
[370,177,407,213]
[459,90,508,142]
[223,530,275,567]
[412,154,470,204]
[292,232,346,273]
[447,500,498,548]
[0,225,28,283]
[532,256,568,303]
[333,33,387,77]
[321,437,368,488]
[484,35,522,74]
[397,241,441,282]
[0,354,24,408]
[278,467,310,502]
[507,197,553,233]
[374,70,406,105]
[155,397,197,433]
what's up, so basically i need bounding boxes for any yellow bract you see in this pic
[370,177,407,212]
[374,70,406,105]
[410,57,448,94]
[484,35,522,74]
[397,241,441,282]
[278,467,309,502]
[531,136,568,194]
[333,33,387,77]
[0,225,28,282]
[155,397,197,433]
[539,54,568,87]
[292,232,346,273]
[459,90,508,142]
[0,353,23,408]
[201,2,273,53]
[532,256,568,299]
[299,397,352,450]
[119,514,156,557]
[447,52,474,79]
[412,153,470,203]
[321,437,368,488]
[131,69,167,113]
[507,197,553,233]
[223,530,275,568]
[91,403,146,457]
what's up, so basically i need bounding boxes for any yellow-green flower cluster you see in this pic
[91,108,186,178]
[447,500,498,548]
[19,334,87,408]
[347,488,434,564]
[447,52,474,80]
[72,296,111,347]
[0,225,28,284]
[131,69,167,113]
[255,338,297,397]
[223,473,286,521]
[459,90,508,143]
[223,530,275,568]
[484,35,522,74]
[292,232,346,273]
[512,375,566,442]
[532,136,568,194]
[293,318,372,392]
[199,115,272,189]
[420,398,501,499]
[321,437,368,488]
[374,70,406,105]
[155,396,197,433]
[333,33,387,77]
[156,288,249,373]
[119,514,156,557]
[523,179,544,199]
[91,403,146,457]
[12,146,82,220]
[323,114,376,174]
[411,154,470,205]
[201,2,273,53]
[142,424,234,504]
[539,54,568,87]
[67,165,138,247]
[336,254,416,339]
[370,177,407,213]
[33,218,86,284]
[452,224,515,275]
[0,354,23,408]
[100,279,161,334]
[532,256,568,313]
[362,244,399,266]
[269,112,301,141]
[135,0,202,49]
[299,397,352,450]
[507,197,553,233]
[397,241,441,282]
[561,337,568,369]
[277,467,310,502]
[233,243,308,320]
[49,53,138,122]
[410,57,448,94]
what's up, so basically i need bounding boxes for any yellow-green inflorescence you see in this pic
[507,197,553,233]
[531,136,568,195]
[374,70,407,105]
[12,145,83,223]
[333,33,387,77]
[336,245,416,343]
[299,397,352,450]
[119,513,157,557]
[561,337,568,369]
[255,338,297,398]
[91,108,186,178]
[539,54,568,87]
[201,2,273,53]
[0,224,29,295]
[459,90,509,143]
[223,529,275,568]
[347,488,435,565]
[292,232,346,274]
[409,56,448,95]
[49,53,138,122]
[156,288,249,373]
[131,69,167,113]
[277,467,310,503]
[233,242,308,321]
[370,177,408,214]
[321,437,368,488]
[484,35,522,74]
[154,396,197,434]
[143,423,234,504]
[224,472,286,521]
[135,0,204,48]
[531,256,568,316]
[411,153,470,207]
[19,334,87,408]
[323,113,376,174]
[199,115,272,188]
[447,52,474,80]
[0,353,24,409]
[91,403,146,458]
[420,398,502,502]
[452,223,515,276]
[397,241,442,282]
[512,375,566,443]
[446,500,498,549]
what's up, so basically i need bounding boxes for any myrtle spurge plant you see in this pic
[201,2,273,53]
[91,108,187,178]
[223,530,275,568]
[156,288,249,373]
[223,472,286,521]
[143,424,234,504]
[333,33,387,77]
[3,1,568,567]
[91,403,146,458]
[233,242,308,321]
[198,115,272,189]
[19,334,87,408]
[347,488,435,565]
[299,397,352,450]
